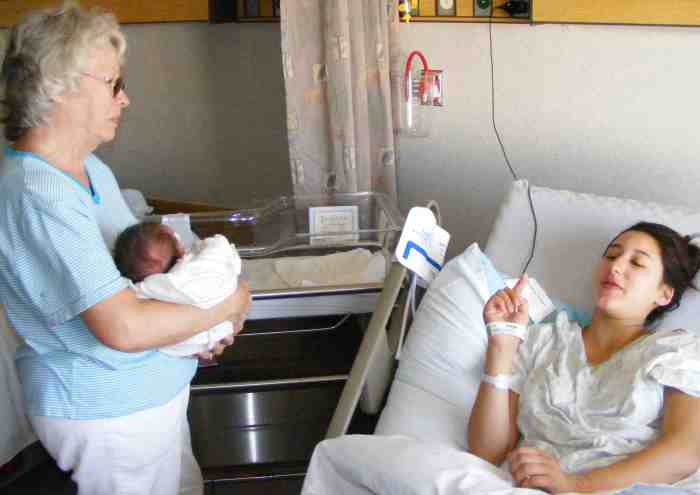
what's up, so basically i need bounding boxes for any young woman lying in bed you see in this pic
[469,221,700,493]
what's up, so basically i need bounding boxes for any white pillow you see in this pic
[656,290,700,335]
[655,214,700,335]
[375,243,496,448]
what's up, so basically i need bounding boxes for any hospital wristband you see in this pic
[486,321,527,341]
[481,373,513,391]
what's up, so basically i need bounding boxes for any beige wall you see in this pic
[396,22,700,257]
[98,21,291,208]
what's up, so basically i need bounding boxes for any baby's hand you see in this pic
[195,334,234,362]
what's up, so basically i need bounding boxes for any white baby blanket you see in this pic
[133,235,241,357]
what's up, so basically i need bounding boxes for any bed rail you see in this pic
[325,262,409,438]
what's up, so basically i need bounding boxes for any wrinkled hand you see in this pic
[509,447,578,493]
[483,274,529,327]
[228,280,252,328]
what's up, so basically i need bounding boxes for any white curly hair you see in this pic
[0,1,126,141]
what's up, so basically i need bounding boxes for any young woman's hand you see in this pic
[483,274,529,327]
[509,447,578,494]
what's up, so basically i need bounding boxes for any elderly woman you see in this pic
[0,4,250,495]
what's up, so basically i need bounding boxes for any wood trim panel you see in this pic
[147,197,233,214]
[411,0,517,22]
[419,1,437,17]
[0,1,209,28]
[410,16,527,23]
[258,0,274,18]
[456,0,472,17]
[533,0,700,26]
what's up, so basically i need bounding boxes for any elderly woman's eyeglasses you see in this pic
[82,72,126,98]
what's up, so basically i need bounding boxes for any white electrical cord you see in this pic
[425,199,442,227]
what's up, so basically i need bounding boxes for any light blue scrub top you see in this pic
[0,148,196,420]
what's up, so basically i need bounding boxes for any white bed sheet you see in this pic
[303,435,698,494]
[242,248,386,291]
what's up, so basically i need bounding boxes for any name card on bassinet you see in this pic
[309,206,359,245]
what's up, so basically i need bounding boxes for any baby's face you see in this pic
[143,226,185,276]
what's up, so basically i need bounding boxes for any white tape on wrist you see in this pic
[486,321,527,341]
[482,373,513,391]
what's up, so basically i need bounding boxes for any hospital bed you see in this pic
[313,179,700,494]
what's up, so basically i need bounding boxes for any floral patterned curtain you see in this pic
[280,0,400,200]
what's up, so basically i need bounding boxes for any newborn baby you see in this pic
[114,222,242,356]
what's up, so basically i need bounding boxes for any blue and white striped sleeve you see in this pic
[16,193,128,328]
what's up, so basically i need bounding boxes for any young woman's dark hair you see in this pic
[618,221,700,325]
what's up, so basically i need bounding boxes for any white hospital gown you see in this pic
[133,234,241,356]
[511,311,700,474]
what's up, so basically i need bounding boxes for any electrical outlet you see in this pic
[474,0,492,17]
[501,0,531,18]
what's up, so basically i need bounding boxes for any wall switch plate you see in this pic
[474,0,492,17]
[437,0,456,16]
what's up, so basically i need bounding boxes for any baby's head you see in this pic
[114,223,184,282]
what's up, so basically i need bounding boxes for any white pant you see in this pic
[30,387,203,495]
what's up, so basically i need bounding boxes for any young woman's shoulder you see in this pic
[641,328,700,397]
[643,327,700,351]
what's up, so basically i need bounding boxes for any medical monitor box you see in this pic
[146,192,404,319]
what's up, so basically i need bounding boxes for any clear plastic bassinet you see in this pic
[146,192,404,320]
